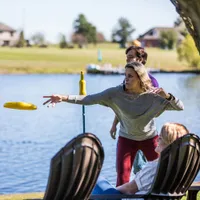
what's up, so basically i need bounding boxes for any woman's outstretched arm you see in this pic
[43,87,117,107]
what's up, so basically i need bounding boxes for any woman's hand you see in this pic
[110,125,117,139]
[150,88,170,99]
[43,94,66,107]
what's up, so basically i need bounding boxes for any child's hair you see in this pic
[160,122,189,146]
[126,46,148,65]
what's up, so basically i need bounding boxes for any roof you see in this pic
[0,22,16,32]
[138,27,181,40]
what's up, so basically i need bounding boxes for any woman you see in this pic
[43,61,184,186]
[110,45,159,140]
[109,46,158,179]
[92,122,189,197]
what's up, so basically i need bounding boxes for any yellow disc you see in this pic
[4,102,37,110]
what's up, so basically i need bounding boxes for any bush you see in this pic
[177,34,200,69]
[160,30,178,50]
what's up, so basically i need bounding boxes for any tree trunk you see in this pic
[170,0,200,54]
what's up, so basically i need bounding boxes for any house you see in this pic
[137,27,184,48]
[0,22,19,46]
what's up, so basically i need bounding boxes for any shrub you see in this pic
[177,34,200,69]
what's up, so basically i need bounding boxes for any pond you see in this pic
[0,73,200,194]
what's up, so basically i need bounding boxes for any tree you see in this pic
[170,0,200,54]
[174,17,183,27]
[174,17,188,37]
[71,33,87,48]
[73,14,97,45]
[31,32,45,46]
[59,34,68,49]
[87,24,97,44]
[16,30,25,47]
[160,30,177,50]
[177,34,200,69]
[112,17,135,48]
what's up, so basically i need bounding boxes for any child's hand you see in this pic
[110,126,117,139]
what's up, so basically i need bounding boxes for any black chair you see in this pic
[43,133,104,200]
[90,133,200,200]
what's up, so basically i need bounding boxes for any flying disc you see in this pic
[3,102,37,110]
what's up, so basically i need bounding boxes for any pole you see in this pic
[79,71,87,133]
[98,49,102,62]
[82,105,86,133]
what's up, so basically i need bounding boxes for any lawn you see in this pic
[0,43,190,74]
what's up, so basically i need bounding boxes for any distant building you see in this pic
[0,22,19,46]
[137,27,184,48]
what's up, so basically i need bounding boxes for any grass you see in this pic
[0,193,43,200]
[0,192,199,200]
[0,43,190,74]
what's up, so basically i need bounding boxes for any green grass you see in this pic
[0,43,190,74]
[0,192,199,200]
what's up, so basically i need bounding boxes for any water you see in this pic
[0,73,200,194]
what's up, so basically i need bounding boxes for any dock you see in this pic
[86,63,160,75]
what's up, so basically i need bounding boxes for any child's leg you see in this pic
[92,175,122,194]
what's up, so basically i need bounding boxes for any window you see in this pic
[149,30,154,36]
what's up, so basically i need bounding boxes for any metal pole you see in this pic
[82,105,85,133]
[79,71,87,133]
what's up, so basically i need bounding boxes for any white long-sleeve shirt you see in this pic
[134,160,158,192]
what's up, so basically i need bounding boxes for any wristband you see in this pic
[166,93,175,101]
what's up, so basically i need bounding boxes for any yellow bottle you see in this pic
[79,71,87,95]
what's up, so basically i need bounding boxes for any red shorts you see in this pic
[116,135,159,186]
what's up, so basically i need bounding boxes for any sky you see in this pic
[0,0,179,43]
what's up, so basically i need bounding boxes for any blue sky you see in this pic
[0,0,179,43]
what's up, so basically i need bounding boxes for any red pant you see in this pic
[116,135,158,186]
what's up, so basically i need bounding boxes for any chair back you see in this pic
[150,133,200,195]
[43,133,104,200]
